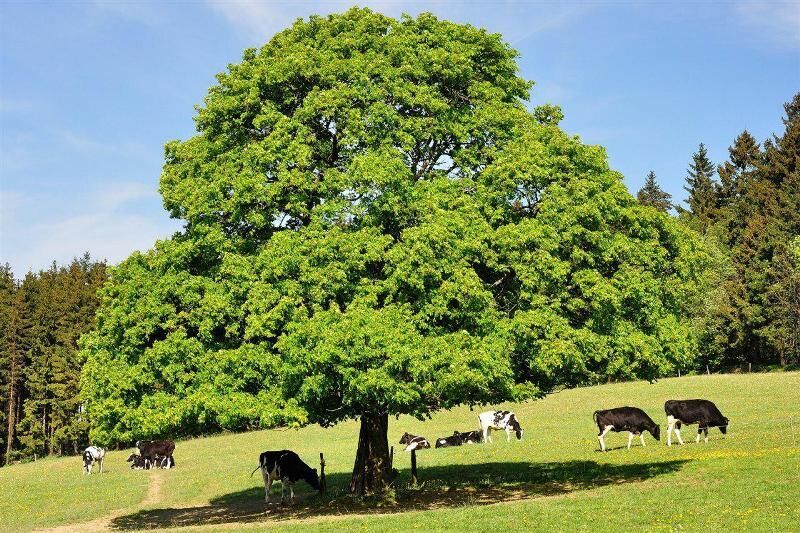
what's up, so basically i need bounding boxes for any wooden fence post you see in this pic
[319,452,326,493]
[706,365,710,375]
[410,449,418,486]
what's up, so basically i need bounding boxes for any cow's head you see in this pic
[650,424,661,441]
[719,418,729,435]
[398,432,411,445]
[306,467,321,491]
[509,416,523,440]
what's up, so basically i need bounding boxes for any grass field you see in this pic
[2,372,799,531]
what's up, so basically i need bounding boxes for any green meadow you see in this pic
[3,371,798,531]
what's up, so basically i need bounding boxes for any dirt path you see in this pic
[40,471,165,533]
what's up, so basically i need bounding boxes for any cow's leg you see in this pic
[703,427,709,443]
[280,480,286,504]
[627,432,634,449]
[696,427,703,443]
[505,427,512,442]
[289,482,295,504]
[486,428,493,444]
[666,416,675,446]
[100,457,104,474]
[640,433,646,447]
[674,423,685,445]
[261,467,271,503]
[598,425,613,451]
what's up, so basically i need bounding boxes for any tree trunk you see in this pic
[350,413,394,496]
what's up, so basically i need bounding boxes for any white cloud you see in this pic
[56,129,148,157]
[0,97,36,114]
[735,0,800,49]
[91,0,165,28]
[207,0,593,44]
[1,182,180,275]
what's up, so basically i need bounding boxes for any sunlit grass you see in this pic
[3,371,799,531]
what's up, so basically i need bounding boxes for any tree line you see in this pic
[0,255,106,464]
[637,94,800,369]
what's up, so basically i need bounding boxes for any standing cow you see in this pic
[83,446,106,475]
[665,399,728,445]
[251,450,320,504]
[136,440,176,469]
[478,411,523,443]
[593,407,660,451]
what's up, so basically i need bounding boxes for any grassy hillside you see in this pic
[2,372,798,531]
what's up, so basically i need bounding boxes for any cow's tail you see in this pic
[249,458,263,478]
[592,410,600,423]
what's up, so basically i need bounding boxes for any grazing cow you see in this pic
[478,411,523,443]
[593,407,661,452]
[250,450,320,504]
[665,399,729,446]
[399,432,431,452]
[435,432,463,448]
[136,440,176,469]
[458,430,483,444]
[83,446,105,475]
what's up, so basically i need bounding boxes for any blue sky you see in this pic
[1,1,798,274]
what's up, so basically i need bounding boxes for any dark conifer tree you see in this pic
[683,143,718,228]
[717,130,760,206]
[637,170,673,212]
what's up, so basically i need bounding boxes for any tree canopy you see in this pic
[79,8,709,492]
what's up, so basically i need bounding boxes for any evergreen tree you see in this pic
[16,257,106,457]
[763,239,800,366]
[683,143,718,228]
[1,270,31,463]
[636,170,673,211]
[717,130,760,206]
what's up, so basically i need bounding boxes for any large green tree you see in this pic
[80,9,708,494]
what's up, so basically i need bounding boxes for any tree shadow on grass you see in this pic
[110,459,688,530]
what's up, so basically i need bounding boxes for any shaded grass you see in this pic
[2,371,799,531]
[109,459,689,530]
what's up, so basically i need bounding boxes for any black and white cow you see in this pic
[458,430,483,444]
[136,440,176,469]
[665,399,729,446]
[399,432,431,452]
[478,411,523,443]
[593,407,661,452]
[127,453,146,469]
[83,446,105,475]
[250,450,320,504]
[435,432,463,448]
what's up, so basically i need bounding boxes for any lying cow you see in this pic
[435,432,463,448]
[83,446,105,475]
[478,410,523,443]
[399,432,431,452]
[458,430,482,444]
[665,399,729,445]
[136,440,176,469]
[127,453,144,469]
[250,450,320,504]
[593,407,661,451]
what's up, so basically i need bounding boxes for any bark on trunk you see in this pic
[350,413,394,496]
